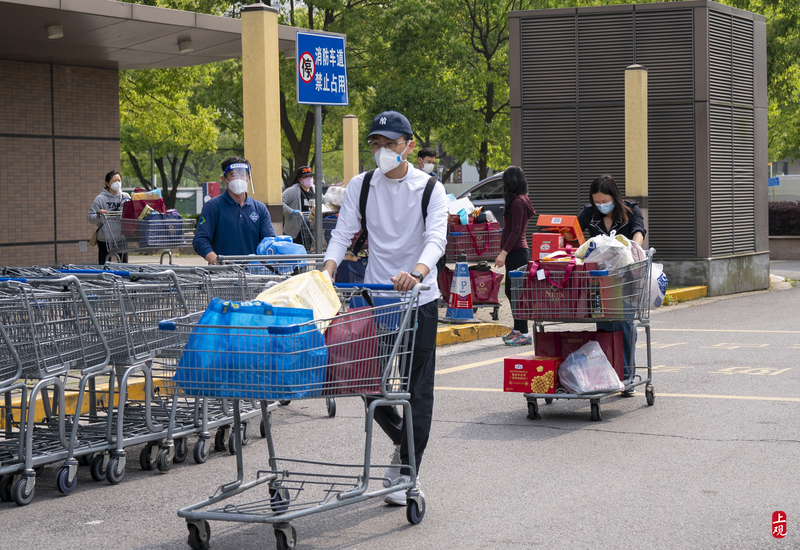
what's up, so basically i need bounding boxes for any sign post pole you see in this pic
[296,30,348,255]
[314,104,323,253]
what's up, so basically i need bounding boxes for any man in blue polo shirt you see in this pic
[193,156,275,264]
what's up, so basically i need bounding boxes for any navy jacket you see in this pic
[193,192,275,258]
[577,200,646,240]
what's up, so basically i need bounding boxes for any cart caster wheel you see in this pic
[228,431,237,455]
[156,448,173,472]
[274,525,296,550]
[270,487,290,514]
[241,422,251,446]
[278,400,291,406]
[90,454,107,481]
[0,475,13,502]
[214,429,227,452]
[326,397,336,418]
[12,478,34,506]
[527,400,540,420]
[139,445,156,471]
[33,465,45,477]
[590,403,601,422]
[260,416,271,438]
[646,385,655,406]
[106,457,124,484]
[187,521,210,550]
[406,495,426,525]
[491,307,499,321]
[193,439,210,464]
[544,397,554,404]
[56,466,77,495]
[174,438,188,464]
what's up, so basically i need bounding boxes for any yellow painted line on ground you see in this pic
[437,350,536,375]
[434,386,800,403]
[654,329,800,334]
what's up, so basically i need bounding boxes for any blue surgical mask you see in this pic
[596,201,615,215]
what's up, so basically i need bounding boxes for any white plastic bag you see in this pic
[558,341,624,394]
[323,185,346,207]
[255,270,340,332]
[578,232,634,271]
[650,263,668,308]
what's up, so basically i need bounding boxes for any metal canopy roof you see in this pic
[0,0,301,70]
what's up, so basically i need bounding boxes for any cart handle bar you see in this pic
[334,283,431,291]
[58,269,132,277]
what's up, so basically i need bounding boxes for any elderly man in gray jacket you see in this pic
[282,166,315,246]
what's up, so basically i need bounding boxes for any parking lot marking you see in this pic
[433,387,800,402]
[655,329,800,334]
[437,351,536,375]
[638,342,687,349]
[710,367,791,375]
[701,343,770,350]
[651,364,694,373]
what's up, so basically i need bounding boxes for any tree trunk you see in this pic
[126,151,153,189]
[441,160,463,184]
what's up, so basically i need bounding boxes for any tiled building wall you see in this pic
[0,60,120,266]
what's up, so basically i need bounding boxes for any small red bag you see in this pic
[438,264,504,305]
[323,308,381,395]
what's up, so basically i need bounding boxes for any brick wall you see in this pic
[0,60,120,266]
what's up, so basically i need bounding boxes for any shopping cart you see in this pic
[445,225,502,263]
[103,212,196,264]
[508,249,655,421]
[0,275,113,505]
[161,282,428,550]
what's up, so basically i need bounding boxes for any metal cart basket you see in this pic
[508,249,656,422]
[161,283,428,550]
[102,212,196,264]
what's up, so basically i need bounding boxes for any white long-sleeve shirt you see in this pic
[324,163,448,306]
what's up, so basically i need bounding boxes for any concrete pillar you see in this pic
[625,64,648,249]
[342,115,359,185]
[241,3,283,231]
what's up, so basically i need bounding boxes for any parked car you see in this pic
[457,171,505,228]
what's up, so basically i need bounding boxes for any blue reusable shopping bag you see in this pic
[174,298,327,399]
[256,236,307,274]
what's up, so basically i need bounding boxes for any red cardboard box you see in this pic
[504,355,562,393]
[531,233,565,260]
[534,331,625,381]
[537,214,585,247]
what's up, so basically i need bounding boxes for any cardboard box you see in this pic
[536,214,585,247]
[531,233,565,260]
[534,331,624,381]
[503,355,562,393]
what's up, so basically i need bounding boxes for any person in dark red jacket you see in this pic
[494,166,536,346]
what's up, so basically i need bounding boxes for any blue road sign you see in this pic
[296,31,348,106]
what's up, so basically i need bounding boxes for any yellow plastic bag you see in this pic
[255,270,340,332]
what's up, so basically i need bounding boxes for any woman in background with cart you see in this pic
[494,166,536,346]
[282,166,315,249]
[577,174,646,386]
[88,170,131,264]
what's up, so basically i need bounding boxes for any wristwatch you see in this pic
[410,270,424,283]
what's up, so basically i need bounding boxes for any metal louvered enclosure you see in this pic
[509,0,768,296]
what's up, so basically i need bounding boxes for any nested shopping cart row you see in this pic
[0,259,322,506]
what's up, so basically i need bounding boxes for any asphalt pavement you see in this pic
[1,268,798,549]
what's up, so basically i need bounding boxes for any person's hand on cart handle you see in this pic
[99,209,109,216]
[495,249,508,268]
[205,251,218,265]
[292,210,302,217]
[391,264,429,292]
[323,259,337,281]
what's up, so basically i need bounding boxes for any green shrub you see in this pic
[769,201,800,236]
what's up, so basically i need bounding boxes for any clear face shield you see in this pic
[223,163,254,195]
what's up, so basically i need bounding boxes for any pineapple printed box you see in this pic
[503,355,563,394]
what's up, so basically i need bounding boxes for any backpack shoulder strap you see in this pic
[421,176,439,222]
[351,170,374,255]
